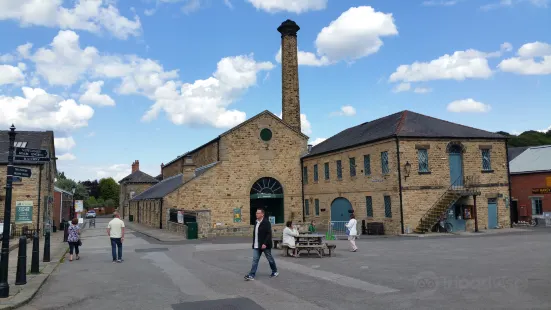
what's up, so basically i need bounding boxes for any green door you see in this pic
[187,222,198,239]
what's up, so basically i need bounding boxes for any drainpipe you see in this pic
[159,199,163,229]
[505,139,513,227]
[217,140,220,162]
[395,137,405,235]
[300,157,305,223]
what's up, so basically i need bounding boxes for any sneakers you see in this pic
[244,275,255,281]
[117,259,123,263]
[270,272,279,278]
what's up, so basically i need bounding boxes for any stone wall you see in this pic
[166,221,187,237]
[128,199,164,228]
[302,139,402,235]
[162,141,219,179]
[164,112,307,233]
[120,183,155,218]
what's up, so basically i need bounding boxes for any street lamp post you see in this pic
[71,187,76,221]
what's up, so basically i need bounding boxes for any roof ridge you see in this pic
[404,110,502,136]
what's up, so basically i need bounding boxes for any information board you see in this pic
[15,201,33,223]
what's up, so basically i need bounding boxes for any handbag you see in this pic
[77,239,82,246]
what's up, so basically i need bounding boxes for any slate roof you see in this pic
[0,130,53,164]
[509,145,551,174]
[131,162,219,201]
[507,147,529,162]
[305,110,506,158]
[118,170,159,184]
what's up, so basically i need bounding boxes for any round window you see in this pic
[260,128,272,142]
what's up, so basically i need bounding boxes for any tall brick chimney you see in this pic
[131,160,139,173]
[278,19,301,132]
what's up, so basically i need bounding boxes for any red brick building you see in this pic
[509,145,551,223]
[53,186,73,228]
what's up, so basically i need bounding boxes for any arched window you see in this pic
[250,177,283,195]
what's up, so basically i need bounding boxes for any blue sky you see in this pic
[0,0,550,181]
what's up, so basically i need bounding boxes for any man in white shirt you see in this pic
[107,212,125,263]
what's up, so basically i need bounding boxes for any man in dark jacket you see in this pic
[244,207,278,280]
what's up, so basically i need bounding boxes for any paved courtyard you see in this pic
[20,219,551,310]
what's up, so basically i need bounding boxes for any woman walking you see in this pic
[345,214,358,252]
[67,218,81,261]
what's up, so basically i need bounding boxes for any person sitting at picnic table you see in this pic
[308,220,317,233]
[282,221,300,257]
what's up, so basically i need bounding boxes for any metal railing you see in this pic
[417,175,464,231]
[328,221,361,239]
[0,225,41,240]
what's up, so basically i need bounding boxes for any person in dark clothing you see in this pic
[244,208,278,280]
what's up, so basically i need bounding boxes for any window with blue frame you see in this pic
[366,196,373,217]
[417,149,429,172]
[315,199,320,216]
[305,199,310,216]
[384,196,392,218]
[324,162,330,180]
[313,164,319,182]
[364,155,371,175]
[532,197,543,215]
[303,166,308,184]
[336,160,343,180]
[381,151,389,174]
[481,149,492,171]
[349,157,356,177]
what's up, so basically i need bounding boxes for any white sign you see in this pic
[544,212,551,227]
[78,218,84,224]
[75,200,84,212]
[177,211,184,224]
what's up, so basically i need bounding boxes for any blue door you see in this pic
[488,199,498,229]
[331,198,352,222]
[448,153,463,187]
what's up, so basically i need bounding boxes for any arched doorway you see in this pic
[447,143,464,187]
[250,177,284,225]
[331,197,352,222]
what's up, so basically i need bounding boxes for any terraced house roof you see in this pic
[118,170,159,184]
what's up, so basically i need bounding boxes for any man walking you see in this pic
[244,208,278,280]
[107,212,125,263]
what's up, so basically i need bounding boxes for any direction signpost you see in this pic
[7,166,32,178]
[15,148,48,158]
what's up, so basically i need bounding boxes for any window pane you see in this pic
[337,160,342,179]
[384,196,392,218]
[532,198,543,215]
[418,149,429,172]
[364,155,371,175]
[303,166,308,184]
[366,196,373,217]
[313,164,318,182]
[315,199,320,216]
[381,151,389,174]
[350,157,356,177]
[305,200,310,215]
[482,149,492,171]
[324,162,330,180]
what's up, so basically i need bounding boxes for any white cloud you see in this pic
[389,49,496,83]
[422,0,459,6]
[310,138,326,146]
[58,153,77,161]
[501,42,513,52]
[0,87,94,131]
[246,0,327,13]
[17,43,33,59]
[277,112,312,135]
[498,42,551,75]
[79,81,115,106]
[393,82,411,93]
[0,0,141,39]
[315,6,398,63]
[538,125,551,133]
[480,0,549,10]
[143,54,274,128]
[96,164,131,182]
[54,136,76,152]
[224,0,233,8]
[0,65,25,85]
[447,99,491,113]
[330,105,357,116]
[275,47,330,67]
[0,53,15,63]
[414,87,433,94]
[181,0,202,14]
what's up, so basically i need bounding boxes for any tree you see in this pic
[81,180,100,198]
[55,178,89,201]
[498,130,551,147]
[85,196,98,210]
[98,178,120,207]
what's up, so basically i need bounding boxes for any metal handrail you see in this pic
[417,175,464,229]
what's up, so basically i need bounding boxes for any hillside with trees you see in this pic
[55,172,120,211]
[497,129,551,147]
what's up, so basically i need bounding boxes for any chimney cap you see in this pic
[277,19,300,37]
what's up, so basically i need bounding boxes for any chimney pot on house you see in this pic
[131,160,140,173]
[307,144,312,153]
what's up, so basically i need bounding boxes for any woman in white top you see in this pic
[282,221,300,257]
[345,213,358,252]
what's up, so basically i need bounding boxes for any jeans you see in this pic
[248,249,277,277]
[110,238,123,261]
[68,242,80,255]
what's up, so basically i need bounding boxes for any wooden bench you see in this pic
[272,238,282,249]
[296,244,324,258]
[281,244,292,257]
[324,243,336,257]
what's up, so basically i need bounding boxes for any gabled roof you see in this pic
[510,145,551,174]
[508,147,529,162]
[118,170,159,184]
[0,130,54,164]
[304,110,506,158]
[164,110,308,167]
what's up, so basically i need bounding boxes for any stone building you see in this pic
[0,130,57,234]
[302,111,511,234]
[118,160,159,218]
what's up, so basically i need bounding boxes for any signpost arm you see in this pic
[0,125,17,298]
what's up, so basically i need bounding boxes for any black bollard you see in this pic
[30,233,39,274]
[15,236,27,285]
[43,232,50,262]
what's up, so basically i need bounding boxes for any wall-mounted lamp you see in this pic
[404,161,411,179]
